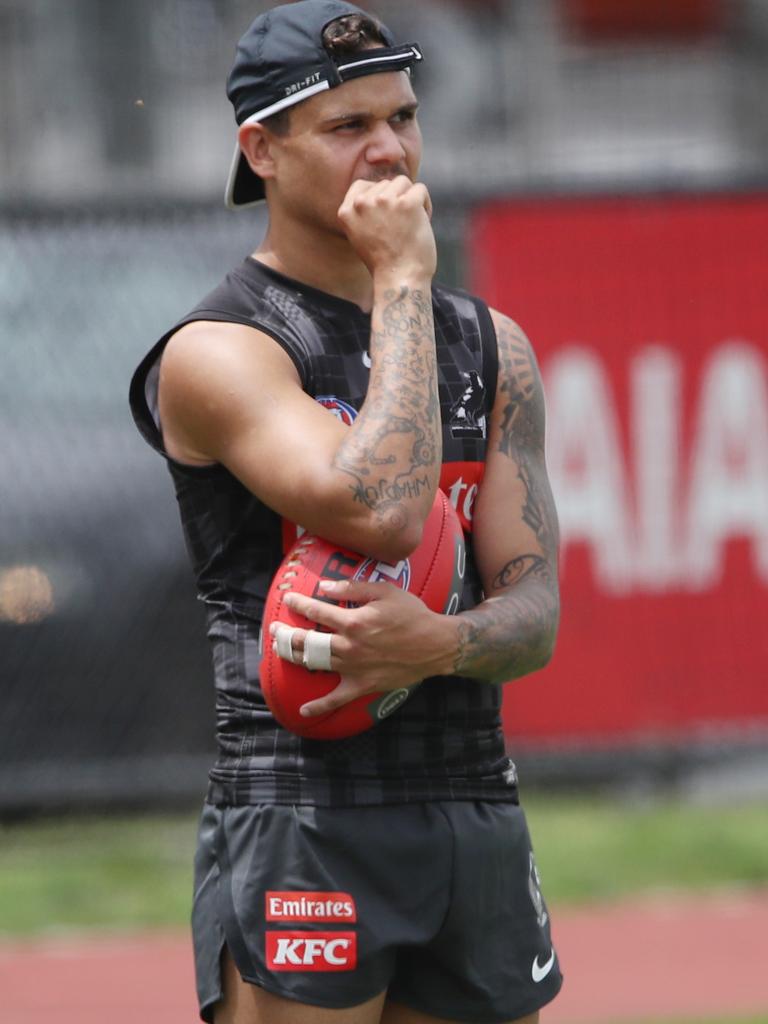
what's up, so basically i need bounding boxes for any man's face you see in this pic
[263,70,423,236]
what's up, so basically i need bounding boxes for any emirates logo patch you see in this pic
[265,891,357,923]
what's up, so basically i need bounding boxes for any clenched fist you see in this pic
[338,175,437,282]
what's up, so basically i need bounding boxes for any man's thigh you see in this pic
[386,802,561,1022]
[215,947,387,1024]
[214,951,540,1024]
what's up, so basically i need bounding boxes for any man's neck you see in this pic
[253,218,375,313]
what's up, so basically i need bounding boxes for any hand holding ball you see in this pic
[260,490,465,739]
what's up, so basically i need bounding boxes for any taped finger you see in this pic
[274,624,299,664]
[302,630,333,672]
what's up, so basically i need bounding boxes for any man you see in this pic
[129,2,562,1022]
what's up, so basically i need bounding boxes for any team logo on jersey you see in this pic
[449,371,486,439]
[266,931,357,971]
[528,853,549,929]
[316,395,358,426]
[353,557,411,592]
[265,891,357,923]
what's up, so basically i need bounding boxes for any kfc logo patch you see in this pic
[266,931,357,971]
[266,891,357,923]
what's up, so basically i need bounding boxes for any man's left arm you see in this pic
[451,309,560,684]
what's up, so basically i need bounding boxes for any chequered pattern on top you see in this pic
[130,258,517,807]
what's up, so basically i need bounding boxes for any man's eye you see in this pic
[391,110,416,125]
[334,121,363,132]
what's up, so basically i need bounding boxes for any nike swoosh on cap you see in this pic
[531,948,556,983]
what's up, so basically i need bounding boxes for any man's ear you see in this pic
[238,122,277,182]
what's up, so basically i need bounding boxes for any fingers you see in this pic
[278,580,388,626]
[268,623,362,715]
[274,624,300,663]
[270,623,339,670]
[413,182,433,220]
[302,628,333,671]
[317,579,391,605]
[338,175,436,279]
[279,589,350,631]
[299,676,363,718]
[340,175,428,217]
[269,581,409,660]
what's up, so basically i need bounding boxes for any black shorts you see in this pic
[192,801,563,1023]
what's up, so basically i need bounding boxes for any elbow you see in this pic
[347,493,428,563]
[383,520,424,562]
[317,504,423,564]
[356,519,423,564]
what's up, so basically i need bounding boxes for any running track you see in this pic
[2,890,767,1023]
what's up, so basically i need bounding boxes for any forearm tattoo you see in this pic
[453,317,561,683]
[334,287,440,537]
[493,553,551,589]
[454,581,559,683]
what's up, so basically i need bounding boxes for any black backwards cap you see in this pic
[225,0,423,209]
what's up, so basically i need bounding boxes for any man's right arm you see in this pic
[158,177,440,563]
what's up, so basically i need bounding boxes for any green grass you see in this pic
[0,813,198,936]
[0,795,766,937]
[523,793,768,906]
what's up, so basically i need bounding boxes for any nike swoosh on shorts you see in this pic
[531,948,556,983]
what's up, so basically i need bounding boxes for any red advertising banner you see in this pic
[469,194,768,743]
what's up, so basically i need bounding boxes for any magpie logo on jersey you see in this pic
[528,852,549,929]
[316,396,358,427]
[449,371,487,439]
[266,931,357,972]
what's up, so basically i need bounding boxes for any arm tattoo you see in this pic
[451,316,560,683]
[492,553,551,589]
[495,317,559,564]
[450,582,561,687]
[453,579,559,682]
[333,287,440,537]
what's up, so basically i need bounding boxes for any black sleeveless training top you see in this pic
[129,257,519,806]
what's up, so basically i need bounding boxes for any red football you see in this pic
[260,489,465,740]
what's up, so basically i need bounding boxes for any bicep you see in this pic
[472,312,559,596]
[158,321,357,537]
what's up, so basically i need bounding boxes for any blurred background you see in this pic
[1,3,767,1021]
[2,0,766,815]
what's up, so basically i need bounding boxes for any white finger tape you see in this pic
[303,630,333,672]
[274,625,298,664]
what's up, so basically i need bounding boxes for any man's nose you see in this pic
[365,121,406,165]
